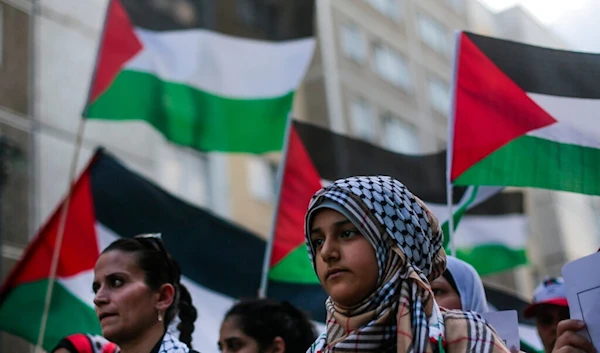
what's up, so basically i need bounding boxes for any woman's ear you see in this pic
[156,283,175,313]
[268,336,285,353]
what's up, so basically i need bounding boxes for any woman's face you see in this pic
[93,250,163,344]
[431,275,461,310]
[309,208,379,307]
[218,316,261,353]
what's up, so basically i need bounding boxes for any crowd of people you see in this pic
[49,176,596,353]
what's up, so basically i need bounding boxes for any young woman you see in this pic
[304,176,511,353]
[431,256,489,312]
[218,298,317,353]
[93,234,198,353]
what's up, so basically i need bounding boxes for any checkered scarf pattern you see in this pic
[304,176,511,353]
[158,331,189,353]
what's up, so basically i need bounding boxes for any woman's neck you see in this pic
[119,323,165,353]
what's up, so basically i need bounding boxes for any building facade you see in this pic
[1,0,599,351]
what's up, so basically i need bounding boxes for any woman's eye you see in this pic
[110,278,124,288]
[341,229,357,238]
[311,238,324,248]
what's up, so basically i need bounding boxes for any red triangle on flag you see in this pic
[271,127,322,268]
[0,154,99,297]
[87,0,143,104]
[451,33,557,181]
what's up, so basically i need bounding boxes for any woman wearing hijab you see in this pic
[305,176,510,353]
[431,256,489,313]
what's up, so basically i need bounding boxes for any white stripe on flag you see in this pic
[126,29,315,99]
[527,93,600,148]
[426,186,503,224]
[453,215,527,249]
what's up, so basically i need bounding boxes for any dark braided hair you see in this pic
[102,236,197,349]
[177,283,197,347]
[224,299,317,353]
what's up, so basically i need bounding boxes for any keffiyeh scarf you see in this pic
[156,331,190,353]
[304,176,510,353]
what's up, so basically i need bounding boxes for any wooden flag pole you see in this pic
[34,0,113,348]
[446,30,463,258]
[35,118,87,353]
[258,115,294,299]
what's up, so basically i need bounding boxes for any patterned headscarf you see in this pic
[304,176,511,353]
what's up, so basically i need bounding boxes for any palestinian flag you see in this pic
[266,120,508,319]
[0,148,265,353]
[485,285,543,353]
[452,191,528,276]
[83,0,315,153]
[451,31,600,195]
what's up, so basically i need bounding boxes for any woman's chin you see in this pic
[328,286,363,307]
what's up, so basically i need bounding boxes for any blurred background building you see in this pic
[1,0,599,351]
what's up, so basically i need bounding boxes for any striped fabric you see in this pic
[304,176,511,353]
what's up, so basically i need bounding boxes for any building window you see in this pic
[341,23,366,63]
[381,113,420,154]
[365,0,402,21]
[372,42,411,90]
[428,77,451,115]
[417,14,450,56]
[349,97,376,142]
[248,157,278,203]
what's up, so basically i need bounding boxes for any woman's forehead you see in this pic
[94,250,141,276]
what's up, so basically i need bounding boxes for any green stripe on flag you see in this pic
[86,70,294,153]
[0,280,100,351]
[457,245,528,276]
[269,245,319,284]
[455,135,600,196]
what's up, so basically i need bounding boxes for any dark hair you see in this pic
[442,269,459,296]
[224,299,318,353]
[102,237,196,348]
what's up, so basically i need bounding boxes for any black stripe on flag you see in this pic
[119,0,314,40]
[464,32,600,98]
[466,192,524,216]
[268,281,328,322]
[485,284,534,325]
[90,149,265,300]
[293,120,467,204]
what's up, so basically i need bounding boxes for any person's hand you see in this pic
[553,319,596,353]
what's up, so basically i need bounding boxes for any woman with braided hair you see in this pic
[304,176,512,353]
[218,298,317,353]
[93,234,199,353]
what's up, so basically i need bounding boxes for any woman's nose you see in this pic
[320,237,340,262]
[93,287,108,307]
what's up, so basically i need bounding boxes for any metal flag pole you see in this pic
[258,115,294,299]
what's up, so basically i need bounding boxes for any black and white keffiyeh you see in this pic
[156,331,190,353]
[304,176,510,353]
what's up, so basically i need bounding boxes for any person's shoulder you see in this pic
[442,309,512,352]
